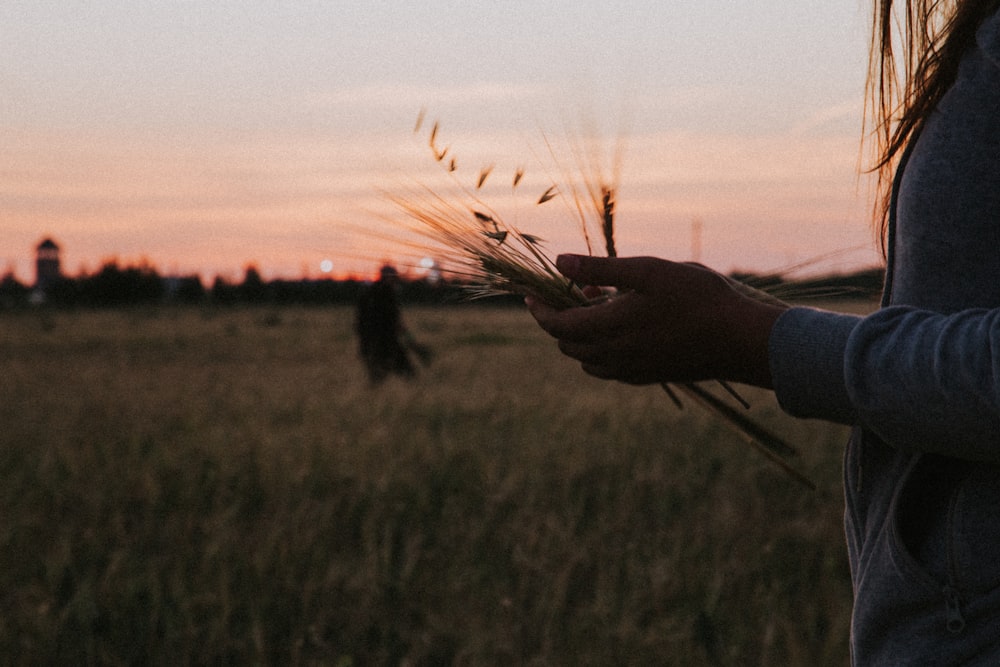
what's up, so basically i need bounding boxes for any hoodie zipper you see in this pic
[943,585,966,634]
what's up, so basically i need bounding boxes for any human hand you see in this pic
[525,254,788,388]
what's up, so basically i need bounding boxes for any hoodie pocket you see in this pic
[893,456,1000,594]
[949,465,1000,595]
[893,454,965,585]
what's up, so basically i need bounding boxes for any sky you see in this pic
[2,0,883,285]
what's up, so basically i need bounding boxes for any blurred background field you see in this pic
[0,303,865,665]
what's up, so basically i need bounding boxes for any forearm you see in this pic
[771,304,1000,460]
[846,306,1000,459]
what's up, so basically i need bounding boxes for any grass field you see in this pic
[0,303,865,665]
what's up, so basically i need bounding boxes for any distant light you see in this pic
[420,256,441,285]
[320,259,334,273]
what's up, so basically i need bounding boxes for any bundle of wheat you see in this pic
[386,115,814,489]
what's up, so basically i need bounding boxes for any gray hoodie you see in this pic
[768,8,1000,665]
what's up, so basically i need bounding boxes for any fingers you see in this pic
[525,295,589,340]
[525,293,627,342]
[555,254,668,291]
[527,295,650,382]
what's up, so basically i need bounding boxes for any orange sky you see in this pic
[5,116,881,285]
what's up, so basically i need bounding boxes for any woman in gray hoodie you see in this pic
[528,1,1000,663]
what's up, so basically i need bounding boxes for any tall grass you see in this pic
[0,305,856,664]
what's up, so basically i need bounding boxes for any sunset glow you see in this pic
[2,1,881,286]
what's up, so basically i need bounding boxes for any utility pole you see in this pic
[691,217,703,263]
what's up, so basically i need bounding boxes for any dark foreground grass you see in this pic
[0,305,856,665]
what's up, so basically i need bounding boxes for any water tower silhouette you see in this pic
[35,238,62,291]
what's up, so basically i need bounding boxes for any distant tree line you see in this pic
[0,259,884,311]
[0,260,476,311]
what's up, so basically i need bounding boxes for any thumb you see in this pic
[556,254,668,291]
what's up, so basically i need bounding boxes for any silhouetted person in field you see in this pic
[355,265,430,385]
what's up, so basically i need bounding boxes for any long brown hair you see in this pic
[866,0,1000,254]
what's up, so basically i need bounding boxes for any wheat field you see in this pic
[0,303,860,665]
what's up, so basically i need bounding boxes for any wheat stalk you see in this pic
[386,116,814,489]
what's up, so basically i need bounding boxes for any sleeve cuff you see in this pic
[768,306,861,424]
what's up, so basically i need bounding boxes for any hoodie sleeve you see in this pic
[770,305,1000,461]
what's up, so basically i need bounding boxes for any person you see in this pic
[527,1,1000,663]
[356,265,429,385]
